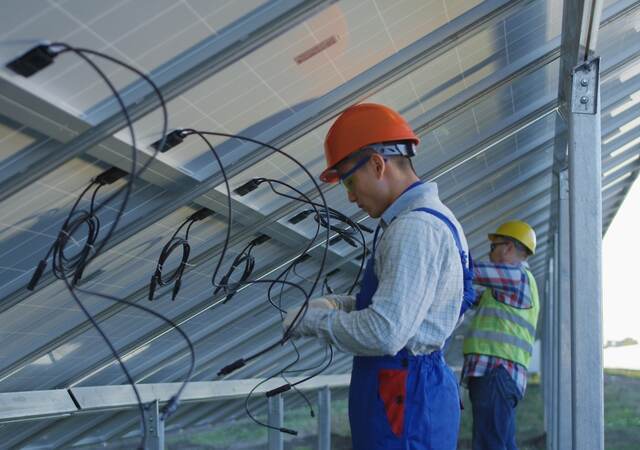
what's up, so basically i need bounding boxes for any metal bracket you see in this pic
[145,400,165,450]
[571,58,600,114]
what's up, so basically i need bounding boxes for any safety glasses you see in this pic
[337,142,407,192]
[490,242,509,252]
[338,155,372,192]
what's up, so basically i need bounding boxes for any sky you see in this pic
[602,176,640,343]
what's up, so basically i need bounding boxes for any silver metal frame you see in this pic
[2,0,639,447]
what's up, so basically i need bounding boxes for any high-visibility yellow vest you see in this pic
[463,269,539,368]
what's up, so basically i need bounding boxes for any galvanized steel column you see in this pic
[568,58,604,450]
[318,387,331,450]
[542,268,553,444]
[268,395,284,450]
[557,170,573,449]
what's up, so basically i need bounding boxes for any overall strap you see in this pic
[411,208,467,266]
[411,207,476,315]
[372,224,382,254]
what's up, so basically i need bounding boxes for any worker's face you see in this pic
[489,237,513,264]
[335,152,387,218]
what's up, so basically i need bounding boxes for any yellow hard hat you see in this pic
[489,221,536,255]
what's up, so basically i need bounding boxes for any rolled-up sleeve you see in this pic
[295,216,456,356]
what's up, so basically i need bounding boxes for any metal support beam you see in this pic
[268,395,284,450]
[543,252,556,447]
[556,171,573,450]
[318,386,331,450]
[568,58,604,450]
[146,399,165,450]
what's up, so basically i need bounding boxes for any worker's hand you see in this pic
[282,296,338,331]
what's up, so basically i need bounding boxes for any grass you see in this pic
[161,371,639,450]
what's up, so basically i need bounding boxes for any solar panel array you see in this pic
[0,0,638,447]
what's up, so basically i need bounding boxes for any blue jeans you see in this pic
[468,366,523,450]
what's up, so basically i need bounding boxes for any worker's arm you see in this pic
[292,215,459,355]
[473,261,531,308]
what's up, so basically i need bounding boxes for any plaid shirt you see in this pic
[472,261,532,309]
[461,260,532,395]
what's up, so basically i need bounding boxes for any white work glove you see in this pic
[282,296,338,331]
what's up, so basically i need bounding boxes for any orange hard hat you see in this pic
[320,103,419,183]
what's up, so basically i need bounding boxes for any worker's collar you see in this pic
[380,181,438,229]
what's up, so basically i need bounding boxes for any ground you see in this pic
[154,369,640,450]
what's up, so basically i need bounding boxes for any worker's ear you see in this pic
[370,153,386,180]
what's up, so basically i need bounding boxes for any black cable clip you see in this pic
[27,260,48,291]
[218,358,246,376]
[151,129,187,152]
[234,179,262,196]
[266,384,291,397]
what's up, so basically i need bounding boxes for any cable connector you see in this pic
[234,179,262,196]
[148,276,157,301]
[161,395,180,421]
[27,260,48,291]
[279,428,298,436]
[358,223,374,233]
[217,358,246,376]
[329,235,343,246]
[95,167,128,185]
[266,384,291,397]
[171,279,181,301]
[71,260,86,286]
[151,129,186,152]
[7,45,56,77]
[189,208,213,221]
[251,234,271,246]
[288,210,313,224]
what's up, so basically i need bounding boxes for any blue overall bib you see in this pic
[348,213,461,450]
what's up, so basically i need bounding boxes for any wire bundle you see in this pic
[16,42,193,450]
[214,234,271,303]
[149,208,211,301]
[12,41,369,442]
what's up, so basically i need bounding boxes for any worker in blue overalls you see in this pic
[284,103,470,450]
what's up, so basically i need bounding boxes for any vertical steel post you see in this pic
[268,395,284,450]
[557,170,573,449]
[546,253,557,449]
[318,387,331,450]
[568,58,604,450]
[146,399,165,450]
[542,270,553,444]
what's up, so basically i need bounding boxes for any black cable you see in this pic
[149,215,200,301]
[48,43,169,263]
[179,131,330,349]
[47,52,147,447]
[213,239,257,303]
[219,176,333,429]
[176,131,333,432]
[258,178,367,295]
[25,42,171,450]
